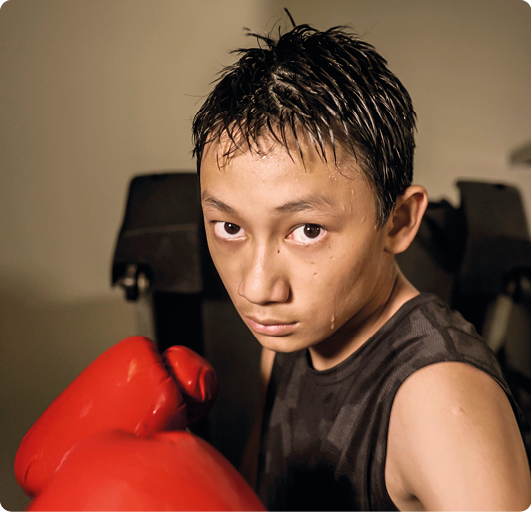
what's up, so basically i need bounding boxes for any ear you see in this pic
[384,185,428,255]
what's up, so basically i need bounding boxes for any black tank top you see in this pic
[256,293,521,511]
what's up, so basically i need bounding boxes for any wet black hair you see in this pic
[192,19,417,227]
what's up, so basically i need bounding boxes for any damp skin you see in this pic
[200,138,400,370]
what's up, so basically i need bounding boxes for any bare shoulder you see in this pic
[386,361,531,511]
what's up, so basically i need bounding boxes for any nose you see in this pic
[238,244,290,305]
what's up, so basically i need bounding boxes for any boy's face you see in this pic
[200,138,395,355]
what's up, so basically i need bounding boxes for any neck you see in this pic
[308,264,418,371]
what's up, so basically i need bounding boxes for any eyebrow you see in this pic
[201,192,236,214]
[273,195,338,214]
[201,191,339,216]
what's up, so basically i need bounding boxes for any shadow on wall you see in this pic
[0,277,135,511]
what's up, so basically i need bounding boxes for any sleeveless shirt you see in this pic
[256,293,522,511]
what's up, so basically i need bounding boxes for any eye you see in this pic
[213,222,246,240]
[288,224,326,244]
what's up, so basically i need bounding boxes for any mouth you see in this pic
[245,316,299,336]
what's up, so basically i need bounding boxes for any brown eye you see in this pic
[213,221,245,240]
[288,224,326,244]
[224,223,241,235]
[303,224,321,238]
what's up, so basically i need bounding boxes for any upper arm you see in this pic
[240,347,275,486]
[386,362,531,511]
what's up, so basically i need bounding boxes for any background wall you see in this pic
[0,0,530,510]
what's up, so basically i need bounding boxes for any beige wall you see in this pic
[0,0,268,509]
[271,0,531,213]
[1,0,530,509]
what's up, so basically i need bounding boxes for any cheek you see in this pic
[302,241,378,315]
[312,243,368,288]
[295,252,362,313]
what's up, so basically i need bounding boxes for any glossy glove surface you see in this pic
[28,430,266,511]
[164,345,217,425]
[15,337,217,497]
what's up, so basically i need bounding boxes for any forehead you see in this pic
[199,136,376,219]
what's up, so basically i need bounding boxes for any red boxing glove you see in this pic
[28,430,265,511]
[15,337,217,498]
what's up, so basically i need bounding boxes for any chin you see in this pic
[254,332,324,354]
[254,337,296,353]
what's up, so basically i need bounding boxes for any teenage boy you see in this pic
[193,22,531,511]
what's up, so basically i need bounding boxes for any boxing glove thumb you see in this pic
[163,345,217,425]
